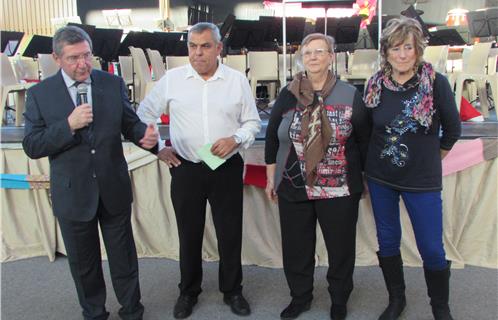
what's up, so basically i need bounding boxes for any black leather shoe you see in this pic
[173,295,197,319]
[330,304,347,320]
[223,294,251,316]
[280,301,311,319]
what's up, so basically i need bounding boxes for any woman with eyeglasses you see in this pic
[265,33,371,320]
[363,18,460,320]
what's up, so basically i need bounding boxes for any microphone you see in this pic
[76,83,88,105]
[76,83,94,144]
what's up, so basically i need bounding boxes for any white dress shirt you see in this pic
[137,63,261,162]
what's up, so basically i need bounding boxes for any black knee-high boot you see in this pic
[424,262,454,320]
[377,253,406,320]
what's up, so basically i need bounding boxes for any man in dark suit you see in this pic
[22,26,158,320]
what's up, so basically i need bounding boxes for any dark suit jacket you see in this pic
[23,69,156,221]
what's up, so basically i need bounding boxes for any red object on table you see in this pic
[460,97,483,121]
[160,114,170,124]
[108,63,114,74]
[243,164,267,188]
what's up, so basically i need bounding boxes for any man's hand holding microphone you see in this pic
[68,83,93,134]
[67,103,93,133]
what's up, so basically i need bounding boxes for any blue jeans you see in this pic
[367,179,447,270]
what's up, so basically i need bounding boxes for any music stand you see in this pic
[286,17,307,45]
[467,10,491,38]
[118,31,157,56]
[173,40,188,56]
[153,32,186,56]
[428,29,467,46]
[92,28,123,62]
[226,20,267,50]
[260,16,282,44]
[118,32,136,56]
[366,15,399,49]
[401,5,431,38]
[1,31,24,56]
[315,16,361,49]
[259,16,306,45]
[21,35,53,58]
[138,32,163,52]
[486,8,498,37]
[220,14,236,39]
[67,23,96,38]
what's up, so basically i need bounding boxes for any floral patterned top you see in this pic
[364,72,461,192]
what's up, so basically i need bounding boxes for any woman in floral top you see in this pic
[265,33,371,320]
[363,18,461,320]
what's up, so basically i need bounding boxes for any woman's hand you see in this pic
[265,164,278,203]
[440,149,450,160]
[265,179,278,203]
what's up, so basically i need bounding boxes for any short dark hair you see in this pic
[52,26,93,56]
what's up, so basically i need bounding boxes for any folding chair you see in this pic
[1,53,34,126]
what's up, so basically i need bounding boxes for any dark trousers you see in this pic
[58,199,144,320]
[170,154,244,297]
[367,179,447,270]
[278,194,360,306]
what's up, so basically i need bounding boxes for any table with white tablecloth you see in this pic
[1,141,497,269]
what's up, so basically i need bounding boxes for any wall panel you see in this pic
[0,0,77,35]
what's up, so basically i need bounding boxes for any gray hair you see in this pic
[52,26,93,56]
[188,22,221,43]
[295,33,336,71]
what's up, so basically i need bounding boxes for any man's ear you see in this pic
[52,52,62,67]
[216,41,223,55]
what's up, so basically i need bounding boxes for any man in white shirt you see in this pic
[137,22,261,319]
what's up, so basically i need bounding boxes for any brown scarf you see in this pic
[288,71,336,186]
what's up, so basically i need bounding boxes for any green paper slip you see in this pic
[196,144,226,170]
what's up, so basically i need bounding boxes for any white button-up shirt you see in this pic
[137,63,261,162]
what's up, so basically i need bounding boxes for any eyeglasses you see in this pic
[64,52,93,65]
[302,48,330,58]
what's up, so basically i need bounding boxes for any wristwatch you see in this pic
[232,135,242,145]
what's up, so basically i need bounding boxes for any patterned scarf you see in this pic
[288,71,336,186]
[364,62,436,129]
